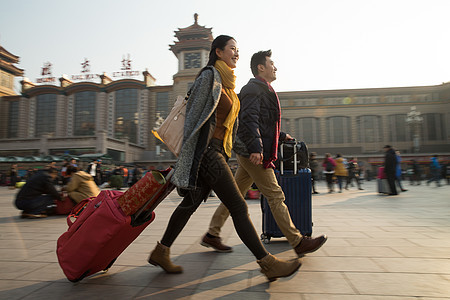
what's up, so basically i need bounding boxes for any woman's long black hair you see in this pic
[196,35,235,77]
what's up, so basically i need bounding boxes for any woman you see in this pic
[334,153,348,193]
[9,164,18,190]
[322,153,336,193]
[64,165,100,203]
[148,35,301,282]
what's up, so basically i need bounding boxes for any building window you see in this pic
[35,94,57,137]
[74,91,96,136]
[423,113,445,141]
[8,101,19,138]
[388,114,407,142]
[326,116,351,144]
[156,92,169,119]
[296,117,321,144]
[357,115,382,143]
[115,89,138,144]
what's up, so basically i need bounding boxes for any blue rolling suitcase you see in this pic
[260,141,313,243]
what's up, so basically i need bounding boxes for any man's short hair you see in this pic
[250,50,272,77]
[383,145,392,149]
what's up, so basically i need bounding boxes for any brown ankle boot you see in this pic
[148,242,183,274]
[257,253,302,282]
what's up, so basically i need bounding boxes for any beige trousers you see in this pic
[207,154,302,248]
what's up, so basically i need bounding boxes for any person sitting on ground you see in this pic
[14,167,61,219]
[63,165,100,203]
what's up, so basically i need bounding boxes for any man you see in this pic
[86,159,103,185]
[383,145,398,195]
[15,167,61,218]
[345,157,364,190]
[200,50,327,257]
[427,154,441,187]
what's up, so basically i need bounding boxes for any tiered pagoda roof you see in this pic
[0,45,24,76]
[169,14,213,55]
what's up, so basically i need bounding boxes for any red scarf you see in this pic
[255,76,281,169]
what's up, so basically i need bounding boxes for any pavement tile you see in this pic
[372,257,450,274]
[20,282,146,300]
[0,280,52,300]
[0,261,51,280]
[250,270,355,294]
[300,256,385,272]
[189,290,303,300]
[196,269,251,291]
[390,246,450,258]
[345,272,450,298]
[322,246,400,257]
[302,295,430,300]
[133,287,196,299]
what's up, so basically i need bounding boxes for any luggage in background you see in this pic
[54,195,77,215]
[57,168,175,282]
[261,140,313,243]
[377,167,391,194]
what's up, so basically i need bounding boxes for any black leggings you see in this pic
[161,139,268,259]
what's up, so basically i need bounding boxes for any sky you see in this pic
[1,0,449,93]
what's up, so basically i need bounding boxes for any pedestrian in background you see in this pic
[14,167,61,218]
[334,154,348,193]
[345,157,363,190]
[427,155,441,187]
[309,152,320,194]
[410,159,421,185]
[395,151,407,192]
[63,165,100,203]
[9,164,18,190]
[383,145,398,195]
[322,153,336,193]
[441,160,449,185]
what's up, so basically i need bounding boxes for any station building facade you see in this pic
[0,15,449,169]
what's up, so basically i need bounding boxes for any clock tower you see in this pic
[170,14,213,96]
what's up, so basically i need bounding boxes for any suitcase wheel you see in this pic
[260,233,271,244]
[70,270,90,283]
[103,258,117,272]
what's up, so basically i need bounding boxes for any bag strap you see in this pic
[66,197,94,227]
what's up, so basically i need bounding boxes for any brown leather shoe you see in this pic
[200,234,233,253]
[21,212,48,219]
[294,235,327,257]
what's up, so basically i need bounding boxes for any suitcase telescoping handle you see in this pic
[280,139,298,175]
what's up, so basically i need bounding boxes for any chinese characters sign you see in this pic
[36,62,56,83]
[35,55,141,84]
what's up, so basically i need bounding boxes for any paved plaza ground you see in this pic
[0,180,449,299]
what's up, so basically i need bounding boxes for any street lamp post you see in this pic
[405,106,423,153]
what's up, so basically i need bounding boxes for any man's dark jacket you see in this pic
[233,78,286,160]
[384,148,398,175]
[15,170,61,202]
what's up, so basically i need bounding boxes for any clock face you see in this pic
[184,52,201,69]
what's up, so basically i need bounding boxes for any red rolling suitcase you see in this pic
[56,169,175,282]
